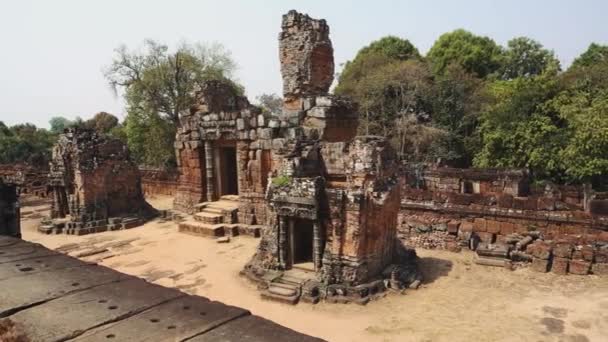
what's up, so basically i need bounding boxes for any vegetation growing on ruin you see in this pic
[271,175,292,187]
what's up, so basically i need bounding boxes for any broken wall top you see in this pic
[280,10,334,99]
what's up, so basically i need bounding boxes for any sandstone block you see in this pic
[553,243,573,259]
[460,221,473,232]
[499,221,515,235]
[447,221,460,234]
[568,260,590,275]
[531,258,550,273]
[551,257,569,275]
[486,220,500,234]
[528,241,552,260]
[473,218,487,232]
[591,263,608,276]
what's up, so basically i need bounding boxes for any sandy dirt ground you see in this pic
[19,195,608,342]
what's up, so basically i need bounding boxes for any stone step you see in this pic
[278,274,308,287]
[270,281,299,292]
[206,202,239,212]
[236,224,263,238]
[261,284,300,305]
[200,207,225,215]
[178,220,225,237]
[268,285,297,297]
[193,212,223,224]
[220,195,240,202]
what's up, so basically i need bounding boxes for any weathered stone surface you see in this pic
[8,278,183,341]
[0,264,127,317]
[190,315,324,342]
[0,254,86,281]
[74,296,249,342]
[0,238,322,341]
[0,241,58,264]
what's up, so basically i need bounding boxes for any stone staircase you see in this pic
[261,269,315,305]
[178,196,263,238]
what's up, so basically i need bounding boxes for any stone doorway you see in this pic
[216,144,239,197]
[289,218,314,270]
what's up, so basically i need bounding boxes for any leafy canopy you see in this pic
[427,29,503,78]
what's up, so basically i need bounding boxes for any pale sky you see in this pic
[1,0,607,128]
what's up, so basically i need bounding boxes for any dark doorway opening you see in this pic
[291,218,314,265]
[219,146,238,196]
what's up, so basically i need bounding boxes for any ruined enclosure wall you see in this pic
[0,164,49,197]
[398,166,608,275]
[140,168,179,197]
[0,180,20,238]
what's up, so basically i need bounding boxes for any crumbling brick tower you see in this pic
[243,10,420,304]
[43,128,152,235]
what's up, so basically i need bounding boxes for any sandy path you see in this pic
[20,196,608,342]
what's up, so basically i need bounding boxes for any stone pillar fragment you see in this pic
[204,140,215,202]
[313,221,322,271]
[279,216,288,269]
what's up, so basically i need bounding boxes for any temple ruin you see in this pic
[41,128,154,235]
[173,10,421,304]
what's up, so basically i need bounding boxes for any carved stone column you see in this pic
[204,140,215,201]
[313,221,322,271]
[279,216,288,269]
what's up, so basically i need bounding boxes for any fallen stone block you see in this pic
[531,258,550,273]
[551,257,569,275]
[475,256,512,269]
[591,263,608,276]
[569,260,590,275]
[553,243,573,259]
[216,236,231,243]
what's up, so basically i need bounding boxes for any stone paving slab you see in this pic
[189,314,325,342]
[0,235,22,247]
[0,253,87,280]
[7,278,184,341]
[0,240,58,264]
[0,264,127,317]
[0,236,324,342]
[74,296,249,342]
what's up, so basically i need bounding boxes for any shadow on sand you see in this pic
[418,257,453,284]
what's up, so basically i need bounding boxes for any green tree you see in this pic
[501,37,559,79]
[570,43,608,69]
[430,64,486,166]
[474,66,564,180]
[256,93,283,114]
[123,109,176,167]
[335,36,420,96]
[0,122,55,167]
[427,29,503,78]
[104,39,238,167]
[548,60,608,185]
[85,112,119,134]
[105,39,238,125]
[49,116,73,134]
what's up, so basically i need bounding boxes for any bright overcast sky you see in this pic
[1,0,607,128]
